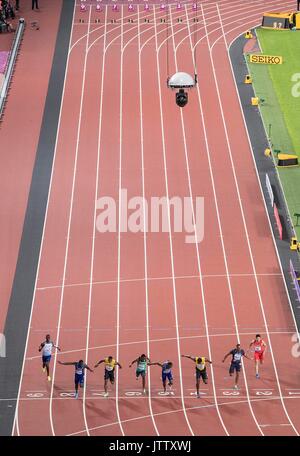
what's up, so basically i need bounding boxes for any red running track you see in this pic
[13,0,300,436]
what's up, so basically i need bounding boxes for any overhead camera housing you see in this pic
[167,72,196,108]
[176,89,188,108]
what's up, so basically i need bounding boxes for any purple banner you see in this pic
[290,259,300,302]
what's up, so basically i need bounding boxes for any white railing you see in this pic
[0,18,25,118]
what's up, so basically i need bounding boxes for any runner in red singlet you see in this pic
[249,334,267,379]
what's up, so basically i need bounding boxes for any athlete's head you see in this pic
[78,359,84,366]
[140,354,147,361]
[46,334,50,342]
[255,334,261,341]
[196,357,202,363]
[236,343,241,351]
[108,356,113,362]
[167,362,173,368]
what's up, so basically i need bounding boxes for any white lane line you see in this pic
[115,4,126,437]
[48,5,93,437]
[168,3,229,436]
[153,5,195,437]
[12,0,77,437]
[82,4,108,437]
[66,394,300,436]
[200,1,263,434]
[36,272,282,290]
[137,5,160,436]
[25,330,295,361]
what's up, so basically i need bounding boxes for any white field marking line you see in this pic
[48,5,93,437]
[82,5,192,54]
[201,1,291,436]
[67,395,300,436]
[225,17,300,432]
[176,0,268,434]
[11,1,77,437]
[206,0,294,54]
[25,330,294,361]
[137,6,159,436]
[167,4,229,436]
[153,6,194,437]
[70,5,152,53]
[7,394,300,400]
[116,4,125,436]
[82,5,108,437]
[240,34,300,339]
[82,6,161,437]
[173,0,294,54]
[36,272,282,291]
[211,4,299,436]
[191,3,263,436]
[13,0,288,434]
[10,0,230,438]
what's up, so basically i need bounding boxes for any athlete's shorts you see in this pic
[254,351,264,362]
[162,372,173,383]
[196,369,208,381]
[104,369,115,382]
[229,362,241,374]
[75,373,84,387]
[42,355,51,364]
[136,369,146,378]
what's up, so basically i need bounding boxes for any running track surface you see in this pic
[12,0,300,436]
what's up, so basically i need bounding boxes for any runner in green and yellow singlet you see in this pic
[129,354,150,394]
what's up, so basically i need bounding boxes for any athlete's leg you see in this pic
[163,378,167,392]
[75,381,79,398]
[196,376,200,397]
[142,374,146,392]
[235,371,239,388]
[255,359,259,377]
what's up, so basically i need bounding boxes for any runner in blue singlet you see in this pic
[149,360,173,393]
[58,359,94,399]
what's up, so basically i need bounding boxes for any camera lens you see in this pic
[176,89,188,107]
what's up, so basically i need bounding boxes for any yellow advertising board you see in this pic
[249,54,283,65]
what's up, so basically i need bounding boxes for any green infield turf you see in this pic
[247,28,300,239]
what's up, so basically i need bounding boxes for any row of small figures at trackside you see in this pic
[39,335,267,399]
[79,2,199,13]
[78,17,199,23]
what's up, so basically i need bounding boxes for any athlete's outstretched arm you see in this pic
[38,342,45,352]
[85,364,94,373]
[243,353,252,361]
[116,362,122,369]
[53,343,61,351]
[205,358,212,364]
[148,362,163,367]
[181,355,196,362]
[129,358,138,367]
[58,361,76,366]
[222,352,231,363]
[94,359,105,368]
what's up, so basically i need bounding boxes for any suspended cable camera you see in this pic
[167,72,197,107]
[165,2,198,107]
